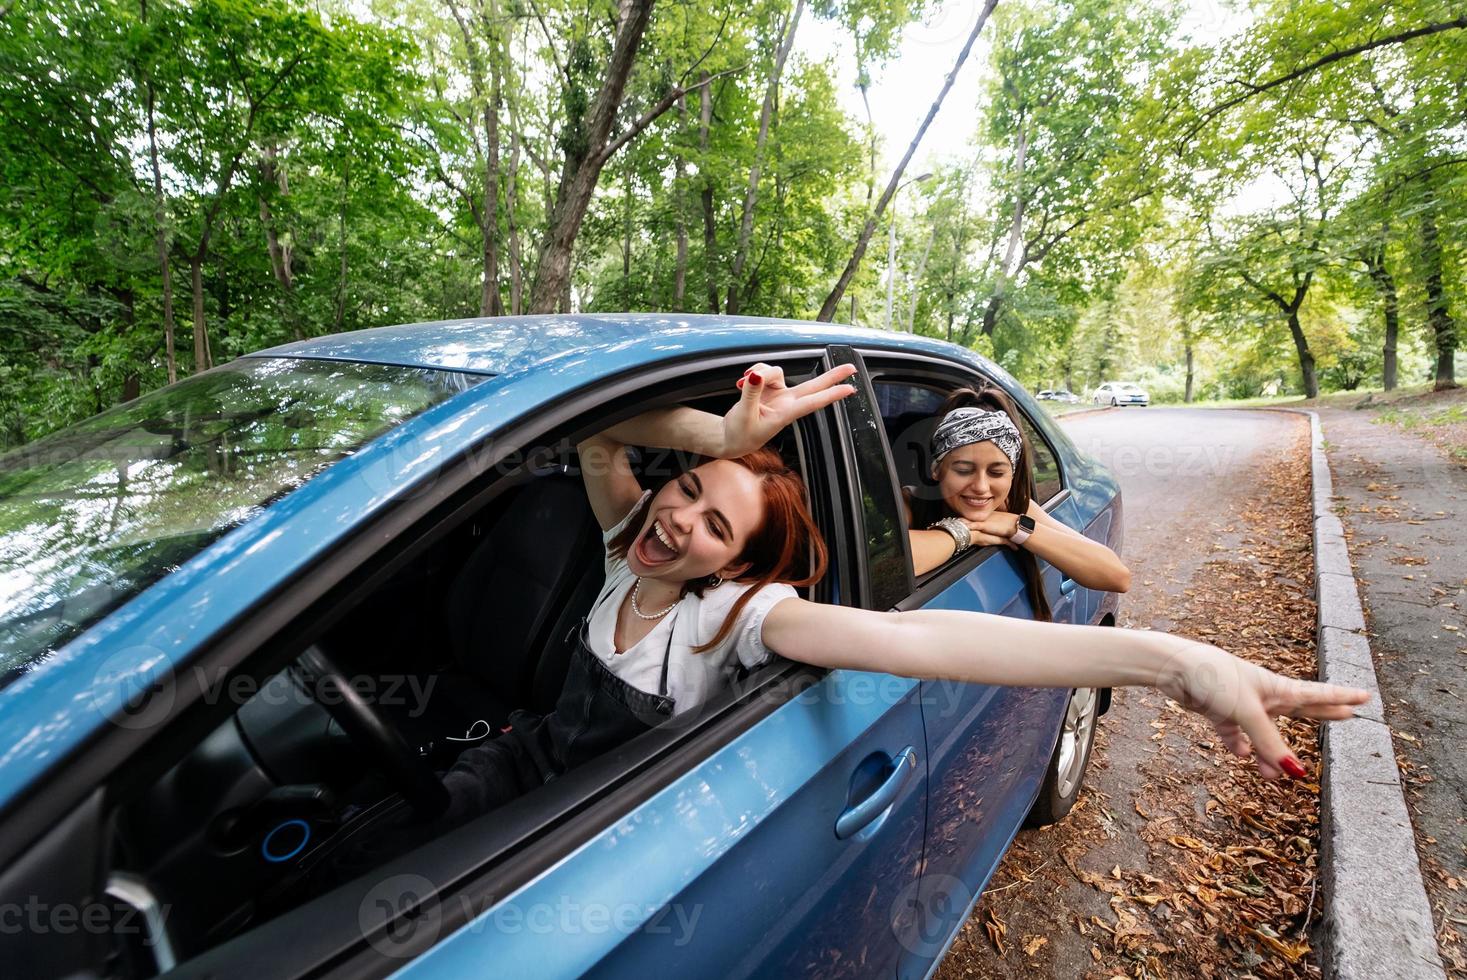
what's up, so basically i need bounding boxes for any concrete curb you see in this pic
[1293,410,1447,980]
[1048,404,1116,421]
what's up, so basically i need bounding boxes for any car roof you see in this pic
[251,313,962,377]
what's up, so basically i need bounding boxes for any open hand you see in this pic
[720,362,859,458]
[1159,641,1370,780]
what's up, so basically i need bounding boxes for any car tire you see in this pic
[1110,397,1118,407]
[1024,686,1100,827]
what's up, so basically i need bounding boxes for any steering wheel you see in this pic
[295,645,449,818]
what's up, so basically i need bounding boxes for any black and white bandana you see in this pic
[931,407,1023,468]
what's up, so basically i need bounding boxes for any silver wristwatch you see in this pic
[930,516,972,553]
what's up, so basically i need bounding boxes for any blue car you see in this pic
[0,315,1121,979]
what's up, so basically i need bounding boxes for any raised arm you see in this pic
[761,597,1367,780]
[576,363,858,531]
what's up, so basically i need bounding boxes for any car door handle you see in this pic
[1060,576,1077,596]
[835,747,918,840]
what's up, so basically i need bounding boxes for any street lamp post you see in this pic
[885,172,932,331]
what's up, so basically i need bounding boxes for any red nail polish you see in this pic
[735,378,744,388]
[1280,756,1307,779]
[748,372,762,385]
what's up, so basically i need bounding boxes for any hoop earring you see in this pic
[705,574,725,590]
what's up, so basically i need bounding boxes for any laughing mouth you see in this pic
[652,519,679,555]
[637,517,681,566]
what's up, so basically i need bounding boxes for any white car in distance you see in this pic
[1092,381,1150,406]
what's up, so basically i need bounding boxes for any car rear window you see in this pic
[0,357,484,686]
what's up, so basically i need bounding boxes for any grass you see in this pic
[1371,389,1467,463]
[1039,401,1106,417]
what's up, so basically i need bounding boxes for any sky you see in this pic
[795,0,1258,185]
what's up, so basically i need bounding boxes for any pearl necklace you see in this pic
[630,578,680,620]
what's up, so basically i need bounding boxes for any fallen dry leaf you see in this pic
[1169,835,1209,851]
[1248,926,1311,964]
[984,910,1006,956]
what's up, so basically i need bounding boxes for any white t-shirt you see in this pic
[587,490,795,715]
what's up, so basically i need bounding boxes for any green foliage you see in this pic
[2,0,1464,450]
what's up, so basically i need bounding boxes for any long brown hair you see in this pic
[911,387,1052,622]
[607,447,828,651]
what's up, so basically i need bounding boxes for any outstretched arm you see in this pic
[576,362,858,531]
[761,597,1367,780]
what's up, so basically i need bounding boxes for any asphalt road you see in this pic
[936,406,1308,979]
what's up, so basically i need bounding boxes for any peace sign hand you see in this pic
[719,362,859,459]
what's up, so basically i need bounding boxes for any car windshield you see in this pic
[0,357,484,686]
[1120,383,1141,391]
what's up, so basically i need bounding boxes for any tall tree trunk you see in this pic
[673,96,688,311]
[904,223,937,332]
[258,144,301,340]
[1419,181,1459,390]
[1286,309,1318,398]
[1184,342,1195,403]
[699,71,720,313]
[334,159,350,333]
[818,0,998,322]
[139,0,177,384]
[1361,238,1400,390]
[982,116,1029,337]
[728,0,804,314]
[190,256,211,372]
[859,78,876,203]
[622,176,633,297]
[507,128,524,314]
[980,293,1003,337]
[528,0,656,313]
[479,101,501,315]
[480,0,503,317]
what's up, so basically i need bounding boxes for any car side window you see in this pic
[870,375,1065,513]
[1016,412,1062,504]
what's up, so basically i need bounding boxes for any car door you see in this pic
[386,357,928,980]
[848,350,1074,975]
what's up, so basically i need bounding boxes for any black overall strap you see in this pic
[656,609,676,698]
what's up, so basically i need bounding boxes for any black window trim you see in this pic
[823,346,916,610]
[0,347,864,978]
